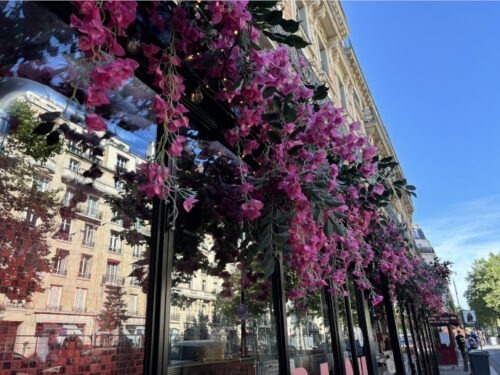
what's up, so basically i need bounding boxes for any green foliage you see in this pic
[465,252,500,329]
[7,101,62,161]
[249,3,309,49]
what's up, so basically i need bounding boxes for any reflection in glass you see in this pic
[0,3,156,373]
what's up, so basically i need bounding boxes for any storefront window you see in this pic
[0,2,155,373]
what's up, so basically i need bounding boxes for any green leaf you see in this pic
[268,131,281,143]
[39,111,60,122]
[33,121,55,135]
[324,218,334,237]
[262,86,277,99]
[332,219,347,236]
[313,85,329,101]
[46,131,60,146]
[405,185,416,191]
[263,250,275,279]
[249,1,279,10]
[265,10,283,25]
[280,19,300,33]
[262,113,280,122]
[284,105,297,123]
[325,197,345,207]
[285,34,310,49]
[230,77,244,92]
[288,145,302,156]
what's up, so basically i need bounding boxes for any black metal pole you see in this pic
[344,294,360,375]
[381,281,405,375]
[355,288,378,375]
[271,252,290,375]
[410,302,430,375]
[423,317,440,375]
[399,302,415,375]
[143,196,174,374]
[406,303,423,375]
[323,285,346,375]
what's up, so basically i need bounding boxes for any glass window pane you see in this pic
[0,3,156,373]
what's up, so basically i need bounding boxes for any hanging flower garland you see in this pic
[69,0,450,309]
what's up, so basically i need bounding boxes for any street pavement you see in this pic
[438,343,500,375]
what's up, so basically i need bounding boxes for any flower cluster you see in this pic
[70,1,450,311]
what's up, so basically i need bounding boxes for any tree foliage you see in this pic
[0,101,62,302]
[97,286,130,332]
[465,252,500,329]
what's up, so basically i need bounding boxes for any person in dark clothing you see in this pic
[455,330,468,371]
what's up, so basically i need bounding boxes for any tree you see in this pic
[97,286,130,333]
[0,101,62,302]
[465,252,500,330]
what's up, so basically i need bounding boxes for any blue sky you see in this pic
[341,1,500,309]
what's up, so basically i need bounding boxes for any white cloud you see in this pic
[417,195,500,310]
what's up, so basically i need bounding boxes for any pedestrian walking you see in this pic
[455,330,469,371]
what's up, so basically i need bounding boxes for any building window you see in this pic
[104,261,121,286]
[115,180,125,192]
[69,158,80,172]
[201,279,206,292]
[111,210,122,225]
[78,255,92,279]
[87,197,99,218]
[297,3,309,39]
[213,282,219,293]
[63,190,74,207]
[47,285,62,311]
[130,265,141,287]
[132,244,142,258]
[82,224,95,247]
[129,294,138,316]
[73,288,87,313]
[26,209,39,227]
[319,42,329,73]
[57,219,72,241]
[109,231,121,254]
[116,155,129,170]
[34,177,49,192]
[53,250,68,276]
[339,80,347,110]
[68,140,81,153]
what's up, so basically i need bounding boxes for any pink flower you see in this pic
[168,136,186,157]
[241,199,263,221]
[85,113,107,133]
[362,146,377,162]
[373,184,385,195]
[86,86,110,107]
[182,197,199,213]
[372,295,384,306]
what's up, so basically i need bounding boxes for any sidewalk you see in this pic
[438,344,500,375]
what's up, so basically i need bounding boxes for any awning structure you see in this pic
[429,312,460,326]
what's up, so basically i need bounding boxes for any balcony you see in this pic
[53,232,73,242]
[78,272,91,279]
[73,306,87,313]
[128,310,138,316]
[67,145,101,165]
[102,274,124,286]
[108,246,122,255]
[53,268,67,276]
[33,158,56,174]
[46,304,62,311]
[93,179,120,196]
[130,278,141,287]
[79,209,103,222]
[82,240,95,248]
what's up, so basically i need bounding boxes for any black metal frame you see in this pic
[355,288,378,375]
